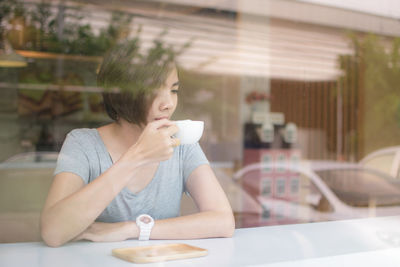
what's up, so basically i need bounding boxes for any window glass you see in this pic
[236,170,334,227]
[317,169,400,207]
[1,0,400,243]
[362,154,395,176]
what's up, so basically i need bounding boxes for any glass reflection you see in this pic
[0,0,399,242]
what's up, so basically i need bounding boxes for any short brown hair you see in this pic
[101,91,150,125]
[97,39,176,125]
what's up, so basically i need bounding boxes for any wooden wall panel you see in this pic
[270,79,360,161]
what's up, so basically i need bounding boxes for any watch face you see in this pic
[140,215,152,224]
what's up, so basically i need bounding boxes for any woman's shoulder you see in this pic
[65,128,100,147]
[68,128,97,139]
[179,142,202,152]
[177,142,207,160]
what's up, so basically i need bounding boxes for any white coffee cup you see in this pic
[174,120,204,145]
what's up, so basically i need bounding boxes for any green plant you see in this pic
[2,1,135,55]
[338,33,400,155]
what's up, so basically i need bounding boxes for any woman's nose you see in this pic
[159,93,174,110]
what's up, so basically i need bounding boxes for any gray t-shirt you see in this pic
[54,128,209,222]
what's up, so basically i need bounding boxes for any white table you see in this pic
[1,216,400,267]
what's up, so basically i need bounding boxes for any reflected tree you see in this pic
[338,33,400,157]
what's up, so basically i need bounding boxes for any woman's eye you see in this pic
[171,89,179,94]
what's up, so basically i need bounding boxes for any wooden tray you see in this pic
[112,243,208,263]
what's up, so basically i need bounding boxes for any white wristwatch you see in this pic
[136,214,154,241]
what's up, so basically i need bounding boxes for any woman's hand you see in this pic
[73,222,137,242]
[120,119,179,167]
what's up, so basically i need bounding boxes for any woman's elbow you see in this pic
[41,225,65,247]
[41,230,63,247]
[42,238,64,248]
[40,216,66,247]
[219,211,235,238]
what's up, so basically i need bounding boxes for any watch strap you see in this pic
[138,228,152,241]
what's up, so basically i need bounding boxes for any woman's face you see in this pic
[146,67,179,123]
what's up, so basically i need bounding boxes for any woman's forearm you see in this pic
[41,160,138,247]
[77,211,235,243]
[150,211,235,239]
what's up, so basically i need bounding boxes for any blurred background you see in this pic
[0,0,399,242]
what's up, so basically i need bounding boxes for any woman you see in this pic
[40,40,235,247]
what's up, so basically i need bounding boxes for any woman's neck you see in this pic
[110,119,143,148]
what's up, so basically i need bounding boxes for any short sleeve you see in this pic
[54,131,90,184]
[181,142,209,190]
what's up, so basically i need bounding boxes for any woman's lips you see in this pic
[155,117,168,120]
